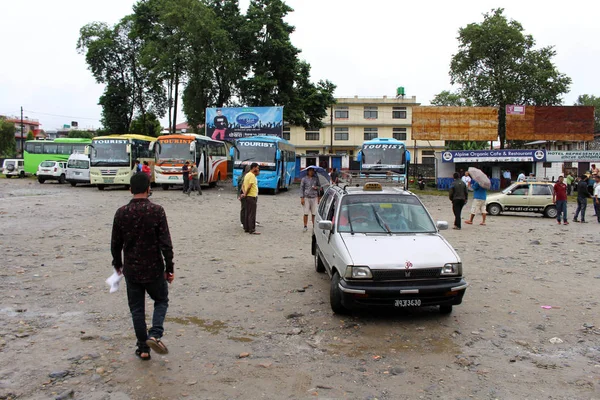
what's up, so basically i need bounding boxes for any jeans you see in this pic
[574,197,587,221]
[555,200,567,222]
[125,275,169,352]
[452,199,466,229]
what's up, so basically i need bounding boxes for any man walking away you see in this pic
[449,172,468,230]
[464,179,487,226]
[182,161,190,194]
[241,163,260,234]
[553,175,569,225]
[188,162,202,196]
[594,175,600,223]
[573,175,590,223]
[111,173,174,361]
[238,165,251,228]
[300,167,321,232]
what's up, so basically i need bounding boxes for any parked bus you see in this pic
[230,135,296,193]
[23,138,92,175]
[357,137,410,189]
[153,134,227,190]
[88,134,156,190]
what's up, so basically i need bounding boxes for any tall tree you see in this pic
[67,130,95,139]
[449,8,571,148]
[430,90,472,107]
[575,94,600,133]
[0,118,16,157]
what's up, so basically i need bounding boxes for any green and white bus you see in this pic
[88,134,157,190]
[23,138,92,175]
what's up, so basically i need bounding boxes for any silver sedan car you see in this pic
[311,182,467,314]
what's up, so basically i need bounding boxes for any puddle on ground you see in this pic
[166,316,227,334]
[228,336,254,343]
[329,335,459,357]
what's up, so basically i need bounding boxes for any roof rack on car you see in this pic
[338,170,407,189]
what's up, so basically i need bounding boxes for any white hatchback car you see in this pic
[312,182,467,314]
[37,161,67,184]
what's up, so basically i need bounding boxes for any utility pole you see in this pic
[20,106,24,156]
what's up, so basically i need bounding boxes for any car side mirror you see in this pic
[318,221,333,231]
[507,190,512,195]
[436,221,449,231]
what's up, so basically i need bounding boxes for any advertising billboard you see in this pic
[412,107,498,141]
[205,106,283,141]
[442,149,546,163]
[505,106,594,141]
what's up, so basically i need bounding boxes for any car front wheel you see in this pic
[440,305,453,314]
[330,271,349,314]
[544,205,558,218]
[487,203,501,216]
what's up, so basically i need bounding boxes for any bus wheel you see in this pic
[162,184,169,191]
[97,185,105,191]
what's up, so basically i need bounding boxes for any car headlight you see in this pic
[345,266,373,279]
[441,263,462,276]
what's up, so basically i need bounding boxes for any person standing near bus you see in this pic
[300,167,321,232]
[212,109,228,141]
[142,161,153,196]
[188,162,202,196]
[133,160,142,173]
[182,161,190,194]
[237,164,251,228]
[241,163,260,234]
[111,173,174,360]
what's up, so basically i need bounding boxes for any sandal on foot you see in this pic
[146,337,169,354]
[135,349,151,361]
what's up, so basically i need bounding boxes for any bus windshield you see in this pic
[158,142,191,162]
[236,142,276,171]
[91,140,129,167]
[362,144,405,168]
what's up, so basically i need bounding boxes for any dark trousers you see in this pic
[595,199,600,222]
[125,276,169,352]
[452,199,466,229]
[245,196,257,233]
[574,197,587,221]
[183,176,189,192]
[240,197,246,225]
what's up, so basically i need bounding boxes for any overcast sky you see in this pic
[1,0,598,130]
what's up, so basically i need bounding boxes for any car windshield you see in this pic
[68,159,89,169]
[235,142,276,171]
[158,141,191,162]
[337,194,436,234]
[40,161,55,167]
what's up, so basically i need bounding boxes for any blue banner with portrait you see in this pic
[205,106,284,141]
[441,149,546,163]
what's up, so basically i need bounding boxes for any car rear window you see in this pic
[40,161,55,167]
[68,160,89,169]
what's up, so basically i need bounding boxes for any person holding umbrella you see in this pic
[464,167,489,226]
[300,167,321,232]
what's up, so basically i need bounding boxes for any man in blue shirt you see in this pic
[464,180,487,226]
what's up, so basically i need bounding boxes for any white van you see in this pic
[66,153,91,186]
[2,159,25,178]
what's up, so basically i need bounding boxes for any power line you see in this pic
[23,109,100,121]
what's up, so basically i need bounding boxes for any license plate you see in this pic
[394,299,421,307]
[75,172,81,175]
[169,176,178,180]
[103,178,114,184]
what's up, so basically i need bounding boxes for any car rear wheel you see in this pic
[19,171,25,178]
[38,178,45,184]
[58,174,66,184]
[544,205,558,218]
[5,175,12,179]
[487,203,502,216]
[440,305,453,314]
[330,272,349,314]
[70,182,77,187]
[314,246,325,273]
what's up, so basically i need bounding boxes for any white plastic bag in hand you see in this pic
[106,271,123,293]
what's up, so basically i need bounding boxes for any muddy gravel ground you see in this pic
[1,178,600,400]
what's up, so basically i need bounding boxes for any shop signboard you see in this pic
[546,150,600,162]
[442,149,546,163]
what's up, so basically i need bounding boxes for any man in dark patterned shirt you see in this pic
[111,173,174,360]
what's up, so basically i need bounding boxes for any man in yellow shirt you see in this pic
[241,163,260,234]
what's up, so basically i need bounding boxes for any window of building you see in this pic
[335,106,349,119]
[364,106,378,119]
[305,131,319,141]
[364,127,378,140]
[334,127,349,141]
[283,127,290,141]
[421,150,435,165]
[392,127,407,140]
[392,106,407,119]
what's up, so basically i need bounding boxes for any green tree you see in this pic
[26,131,35,141]
[67,130,95,139]
[129,112,162,136]
[0,118,16,157]
[430,90,473,107]
[575,94,600,132]
[449,8,571,148]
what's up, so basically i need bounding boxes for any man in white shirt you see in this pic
[461,171,472,190]
[517,171,526,182]
[502,169,512,185]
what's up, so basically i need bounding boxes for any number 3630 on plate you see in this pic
[394,299,421,307]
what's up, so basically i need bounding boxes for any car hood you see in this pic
[340,233,460,269]
[486,193,504,202]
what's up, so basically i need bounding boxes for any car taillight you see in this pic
[54,167,57,172]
